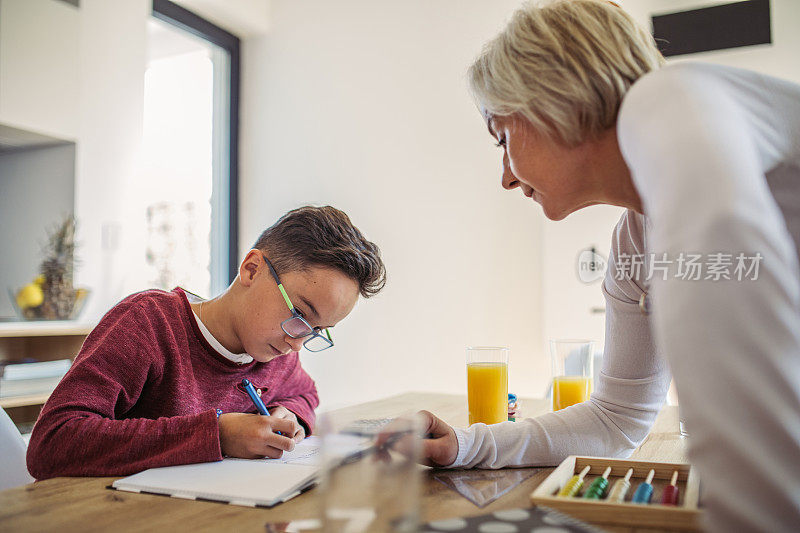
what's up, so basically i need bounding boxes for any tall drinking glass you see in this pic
[319,413,422,533]
[467,346,509,425]
[550,339,594,411]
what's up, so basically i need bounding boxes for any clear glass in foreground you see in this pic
[318,413,422,532]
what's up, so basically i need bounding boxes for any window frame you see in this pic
[152,0,240,286]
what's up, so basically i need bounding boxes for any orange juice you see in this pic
[467,362,508,425]
[552,376,592,411]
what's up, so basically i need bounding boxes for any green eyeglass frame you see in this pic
[262,254,333,352]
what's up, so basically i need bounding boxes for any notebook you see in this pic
[111,435,368,508]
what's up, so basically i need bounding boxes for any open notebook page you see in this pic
[111,435,371,507]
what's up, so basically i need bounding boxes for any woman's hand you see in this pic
[267,406,307,443]
[416,410,459,466]
[376,410,458,467]
[218,412,300,458]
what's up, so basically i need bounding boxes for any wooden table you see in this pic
[0,393,689,532]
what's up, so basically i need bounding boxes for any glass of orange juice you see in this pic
[550,339,594,411]
[467,346,509,425]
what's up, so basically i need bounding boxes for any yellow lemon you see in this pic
[16,283,44,309]
[33,275,45,286]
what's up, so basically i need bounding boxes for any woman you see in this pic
[413,1,800,530]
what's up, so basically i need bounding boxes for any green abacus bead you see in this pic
[583,477,609,499]
[583,487,601,499]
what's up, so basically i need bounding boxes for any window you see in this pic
[142,0,239,297]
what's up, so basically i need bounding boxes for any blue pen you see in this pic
[241,378,283,435]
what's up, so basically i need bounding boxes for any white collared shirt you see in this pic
[191,308,254,365]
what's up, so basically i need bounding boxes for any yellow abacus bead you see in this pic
[557,475,585,497]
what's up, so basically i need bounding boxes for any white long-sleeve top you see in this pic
[451,62,800,532]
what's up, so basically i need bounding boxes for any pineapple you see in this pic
[39,216,78,320]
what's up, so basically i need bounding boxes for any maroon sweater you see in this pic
[26,288,319,480]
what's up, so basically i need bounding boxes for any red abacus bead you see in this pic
[661,484,679,505]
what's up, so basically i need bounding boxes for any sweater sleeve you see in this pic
[264,352,320,434]
[451,211,671,468]
[26,302,222,480]
[617,65,800,532]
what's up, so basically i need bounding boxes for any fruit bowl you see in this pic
[8,286,90,321]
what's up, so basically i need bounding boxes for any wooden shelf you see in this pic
[0,320,94,338]
[0,320,91,429]
[0,392,51,408]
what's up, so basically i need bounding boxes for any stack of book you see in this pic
[0,359,72,398]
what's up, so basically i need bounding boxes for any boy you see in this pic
[27,206,385,480]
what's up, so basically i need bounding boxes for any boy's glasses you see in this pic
[262,254,334,352]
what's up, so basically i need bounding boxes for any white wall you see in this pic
[541,205,624,353]
[7,0,796,411]
[173,0,271,38]
[0,0,148,321]
[0,0,80,140]
[241,0,547,409]
[541,0,800,357]
[73,0,149,319]
[242,0,800,410]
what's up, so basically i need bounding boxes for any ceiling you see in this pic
[171,0,271,38]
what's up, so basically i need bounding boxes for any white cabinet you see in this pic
[0,0,80,140]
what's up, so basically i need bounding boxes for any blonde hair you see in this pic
[469,0,664,146]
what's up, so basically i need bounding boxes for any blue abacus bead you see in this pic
[632,482,654,504]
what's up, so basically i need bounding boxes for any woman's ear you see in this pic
[239,249,262,286]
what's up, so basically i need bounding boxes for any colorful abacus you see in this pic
[532,457,700,530]
[556,467,682,506]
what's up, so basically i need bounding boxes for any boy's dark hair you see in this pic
[252,206,386,298]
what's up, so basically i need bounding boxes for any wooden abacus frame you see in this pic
[531,456,702,531]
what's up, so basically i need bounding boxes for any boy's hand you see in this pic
[218,413,300,459]
[267,406,306,443]
[375,410,458,467]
